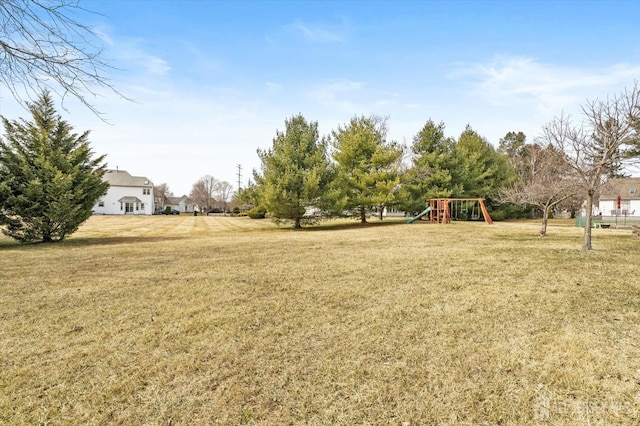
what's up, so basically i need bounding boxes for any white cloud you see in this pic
[308,79,366,113]
[93,25,115,46]
[106,36,172,77]
[143,56,171,75]
[450,55,640,115]
[288,19,347,43]
[181,41,224,75]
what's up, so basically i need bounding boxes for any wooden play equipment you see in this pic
[421,198,493,224]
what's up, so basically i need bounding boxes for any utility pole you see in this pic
[237,164,242,191]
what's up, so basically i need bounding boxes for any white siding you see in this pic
[178,199,195,213]
[598,199,640,217]
[94,185,155,215]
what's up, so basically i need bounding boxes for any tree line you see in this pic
[239,114,518,228]
[1,87,638,250]
[241,84,640,253]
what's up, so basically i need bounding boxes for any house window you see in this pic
[136,203,139,211]
[142,188,150,195]
[141,203,145,209]
[630,188,636,195]
[98,200,104,207]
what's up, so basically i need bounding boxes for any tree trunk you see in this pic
[294,216,301,229]
[582,192,593,251]
[360,206,367,223]
[540,206,550,237]
[379,205,384,221]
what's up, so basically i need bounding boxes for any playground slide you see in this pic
[407,206,431,223]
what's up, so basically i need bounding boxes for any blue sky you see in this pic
[1,0,639,196]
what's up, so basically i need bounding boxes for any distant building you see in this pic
[597,177,640,217]
[93,169,155,215]
[166,195,195,213]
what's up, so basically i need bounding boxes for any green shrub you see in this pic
[490,209,507,221]
[246,206,267,219]
[487,202,532,221]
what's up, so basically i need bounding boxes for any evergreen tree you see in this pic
[331,115,403,223]
[257,114,331,228]
[0,92,108,243]
[497,131,527,158]
[449,125,513,198]
[398,119,457,213]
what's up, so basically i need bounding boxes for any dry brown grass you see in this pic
[1,215,640,424]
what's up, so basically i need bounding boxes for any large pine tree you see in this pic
[449,125,512,198]
[0,91,109,243]
[257,114,331,228]
[398,119,457,213]
[331,115,403,223]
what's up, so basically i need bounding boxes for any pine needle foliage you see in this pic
[331,115,403,223]
[257,114,331,228]
[0,91,108,243]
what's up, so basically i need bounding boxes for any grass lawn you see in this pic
[1,215,640,424]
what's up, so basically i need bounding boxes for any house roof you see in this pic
[118,196,142,203]
[600,177,640,200]
[103,169,153,188]
[167,195,191,205]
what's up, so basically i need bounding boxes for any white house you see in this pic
[597,177,640,218]
[93,169,155,215]
[166,195,195,213]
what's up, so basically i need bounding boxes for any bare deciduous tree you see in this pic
[540,84,640,250]
[190,175,218,213]
[214,180,234,215]
[153,183,172,212]
[0,0,125,116]
[557,191,585,219]
[499,143,579,236]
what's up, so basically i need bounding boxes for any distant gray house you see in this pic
[93,169,155,215]
[166,195,195,213]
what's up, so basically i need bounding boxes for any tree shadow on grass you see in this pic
[0,235,186,250]
[300,219,408,232]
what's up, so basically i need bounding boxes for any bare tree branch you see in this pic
[0,0,128,119]
[153,183,171,212]
[538,83,640,250]
[214,181,234,215]
[190,175,218,213]
[498,143,580,236]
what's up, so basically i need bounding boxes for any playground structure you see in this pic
[408,198,493,224]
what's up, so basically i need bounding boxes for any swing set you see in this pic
[422,198,493,224]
